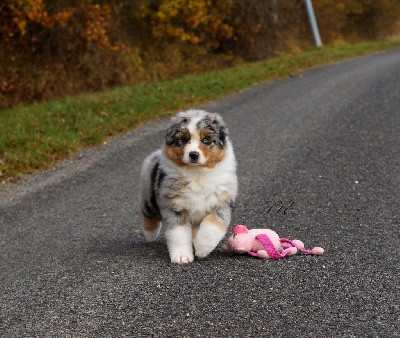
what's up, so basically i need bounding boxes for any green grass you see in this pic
[1,40,400,182]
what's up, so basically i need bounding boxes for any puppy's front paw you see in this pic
[165,225,194,264]
[169,248,194,264]
[193,214,228,259]
[194,246,211,259]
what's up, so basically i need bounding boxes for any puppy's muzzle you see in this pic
[189,151,200,163]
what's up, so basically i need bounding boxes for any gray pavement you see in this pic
[1,49,400,337]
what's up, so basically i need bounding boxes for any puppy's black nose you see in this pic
[189,151,200,162]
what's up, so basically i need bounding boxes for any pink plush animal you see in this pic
[224,224,324,259]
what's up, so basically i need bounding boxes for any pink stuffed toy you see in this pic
[224,224,324,259]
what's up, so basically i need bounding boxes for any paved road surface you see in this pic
[1,49,399,337]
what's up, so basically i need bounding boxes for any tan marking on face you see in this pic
[184,130,193,139]
[199,130,211,141]
[142,215,161,232]
[198,130,225,168]
[203,214,228,231]
[200,144,225,168]
[165,129,192,167]
[165,145,185,167]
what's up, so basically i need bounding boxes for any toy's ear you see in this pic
[233,225,248,235]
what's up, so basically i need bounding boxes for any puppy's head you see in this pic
[164,110,229,168]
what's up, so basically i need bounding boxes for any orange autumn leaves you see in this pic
[138,0,234,49]
[1,0,125,51]
[2,0,399,54]
[1,0,399,107]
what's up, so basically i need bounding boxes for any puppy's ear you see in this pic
[165,117,187,145]
[217,125,227,148]
[165,123,179,145]
[210,115,228,148]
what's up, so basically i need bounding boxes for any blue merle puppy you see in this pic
[139,109,238,263]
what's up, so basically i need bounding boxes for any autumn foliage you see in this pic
[1,0,399,107]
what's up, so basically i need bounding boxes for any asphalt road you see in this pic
[1,49,400,337]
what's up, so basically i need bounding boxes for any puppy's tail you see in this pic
[142,215,162,241]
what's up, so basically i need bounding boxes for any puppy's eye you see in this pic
[202,137,212,145]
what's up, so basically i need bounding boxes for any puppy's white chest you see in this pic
[178,178,221,218]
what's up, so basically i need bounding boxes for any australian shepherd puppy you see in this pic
[139,109,238,263]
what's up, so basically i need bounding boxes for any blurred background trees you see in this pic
[1,0,399,107]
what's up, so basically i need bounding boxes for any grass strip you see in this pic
[1,40,400,182]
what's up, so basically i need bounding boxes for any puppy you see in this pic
[139,109,238,263]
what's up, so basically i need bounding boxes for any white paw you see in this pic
[194,246,211,259]
[170,249,194,264]
[165,225,194,264]
[193,220,227,258]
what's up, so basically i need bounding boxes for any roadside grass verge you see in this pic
[1,40,400,183]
